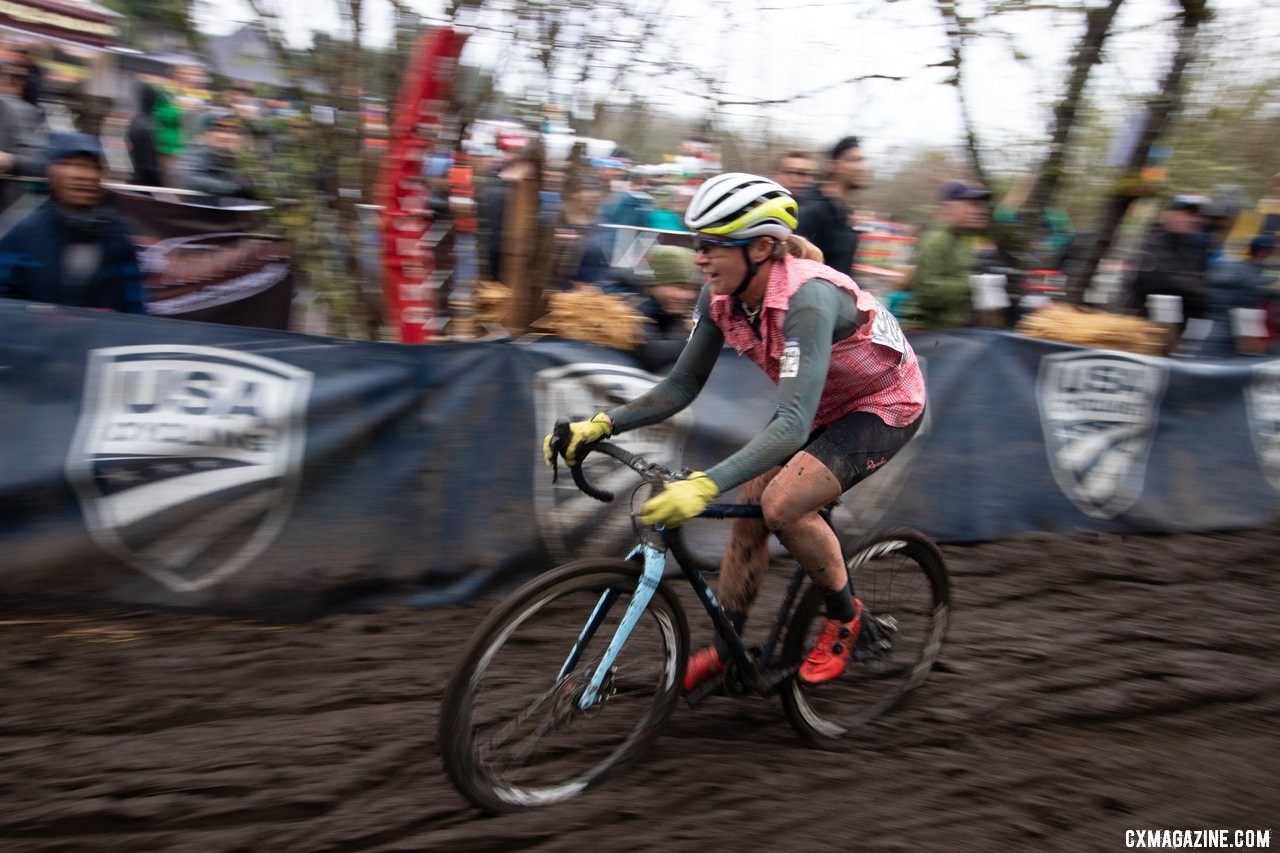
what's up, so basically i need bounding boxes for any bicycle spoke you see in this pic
[781,531,950,745]
[477,681,566,758]
[439,561,686,812]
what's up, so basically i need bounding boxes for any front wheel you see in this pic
[780,527,950,748]
[438,559,688,813]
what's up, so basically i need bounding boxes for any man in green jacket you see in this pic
[150,83,183,186]
[905,180,991,329]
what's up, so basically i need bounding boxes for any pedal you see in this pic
[756,664,798,696]
[683,671,727,708]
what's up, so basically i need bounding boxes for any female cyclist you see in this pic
[544,172,926,692]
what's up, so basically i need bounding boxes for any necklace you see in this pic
[742,301,763,322]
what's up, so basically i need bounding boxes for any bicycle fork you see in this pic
[562,544,666,710]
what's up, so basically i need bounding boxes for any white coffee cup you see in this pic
[1147,293,1183,325]
[1230,307,1268,338]
[971,274,1010,311]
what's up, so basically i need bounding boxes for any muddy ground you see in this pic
[2,526,1278,852]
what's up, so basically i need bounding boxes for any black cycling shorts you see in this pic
[801,408,924,493]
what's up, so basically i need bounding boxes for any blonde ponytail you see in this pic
[770,234,824,262]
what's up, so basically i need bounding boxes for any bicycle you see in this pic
[438,421,951,813]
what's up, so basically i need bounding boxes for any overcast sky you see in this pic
[195,0,1279,169]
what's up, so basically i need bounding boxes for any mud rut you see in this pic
[3,526,1278,852]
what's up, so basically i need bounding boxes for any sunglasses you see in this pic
[693,236,754,254]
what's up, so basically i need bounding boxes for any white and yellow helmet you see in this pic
[684,172,798,240]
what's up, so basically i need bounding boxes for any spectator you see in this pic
[551,178,609,287]
[447,151,478,288]
[634,245,702,371]
[151,81,184,185]
[0,60,47,215]
[1201,234,1275,357]
[173,63,211,139]
[1125,194,1210,329]
[795,136,868,278]
[601,168,654,231]
[0,133,146,314]
[647,184,688,232]
[229,85,264,126]
[594,157,628,195]
[179,112,258,205]
[770,150,818,197]
[1202,186,1245,265]
[903,180,992,330]
[1259,172,1280,238]
[13,45,44,115]
[127,82,163,187]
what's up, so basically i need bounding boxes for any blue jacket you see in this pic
[0,200,147,314]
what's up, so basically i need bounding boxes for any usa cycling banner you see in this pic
[0,302,1277,614]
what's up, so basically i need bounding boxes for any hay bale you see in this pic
[1015,304,1168,356]
[468,281,647,349]
[532,285,649,351]
[474,280,513,328]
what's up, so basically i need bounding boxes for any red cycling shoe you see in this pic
[683,645,725,693]
[798,599,863,685]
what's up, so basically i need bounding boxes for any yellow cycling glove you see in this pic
[543,413,614,466]
[638,472,720,528]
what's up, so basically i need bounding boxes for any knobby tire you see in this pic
[438,559,688,813]
[779,527,950,748]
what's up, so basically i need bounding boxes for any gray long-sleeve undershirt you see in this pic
[607,278,863,492]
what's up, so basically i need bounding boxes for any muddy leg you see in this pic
[715,467,780,617]
[761,451,845,593]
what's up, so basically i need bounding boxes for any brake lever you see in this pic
[547,418,571,483]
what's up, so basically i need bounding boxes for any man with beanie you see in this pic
[795,136,868,278]
[635,244,702,371]
[0,133,146,313]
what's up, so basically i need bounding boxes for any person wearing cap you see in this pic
[1124,194,1210,328]
[902,180,992,330]
[179,111,257,205]
[0,133,145,314]
[633,245,702,371]
[795,135,868,278]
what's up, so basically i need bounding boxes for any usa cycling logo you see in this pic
[534,362,691,562]
[1037,351,1167,519]
[65,345,313,592]
[1246,360,1280,492]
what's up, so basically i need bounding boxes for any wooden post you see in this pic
[502,144,544,333]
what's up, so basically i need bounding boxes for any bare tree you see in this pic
[1016,0,1126,260]
[934,0,1128,268]
[1069,0,1211,302]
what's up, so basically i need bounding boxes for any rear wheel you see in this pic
[780,527,950,748]
[438,559,688,812]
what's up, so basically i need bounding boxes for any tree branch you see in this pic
[711,74,906,107]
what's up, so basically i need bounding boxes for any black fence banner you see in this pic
[1,303,1277,614]
[113,191,293,330]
